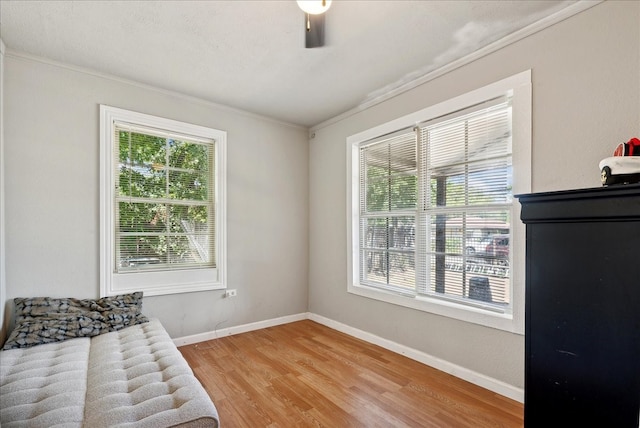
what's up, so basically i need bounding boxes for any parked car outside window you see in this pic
[476,234,509,265]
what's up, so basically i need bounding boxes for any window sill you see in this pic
[348,282,523,334]
[101,266,225,297]
[103,282,226,297]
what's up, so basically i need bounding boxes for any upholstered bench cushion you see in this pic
[84,318,219,428]
[0,337,90,427]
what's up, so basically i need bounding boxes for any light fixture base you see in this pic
[305,13,325,48]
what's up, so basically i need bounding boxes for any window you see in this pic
[100,106,226,296]
[347,71,531,333]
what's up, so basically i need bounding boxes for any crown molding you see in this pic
[311,0,602,132]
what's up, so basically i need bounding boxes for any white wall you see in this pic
[308,0,639,391]
[3,55,309,338]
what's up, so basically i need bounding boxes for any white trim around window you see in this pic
[100,105,227,297]
[346,71,531,334]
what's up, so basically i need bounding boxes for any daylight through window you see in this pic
[348,71,531,332]
[359,99,512,308]
[115,124,216,273]
[100,106,226,297]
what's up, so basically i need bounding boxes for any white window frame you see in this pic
[100,105,227,297]
[347,71,531,334]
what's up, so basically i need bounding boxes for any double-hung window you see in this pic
[348,71,531,333]
[100,106,226,297]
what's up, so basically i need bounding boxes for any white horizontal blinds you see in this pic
[359,129,417,291]
[114,122,216,273]
[419,98,512,308]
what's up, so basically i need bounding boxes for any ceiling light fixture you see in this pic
[297,1,332,48]
[296,0,332,15]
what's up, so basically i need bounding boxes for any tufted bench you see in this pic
[0,336,90,426]
[0,318,219,427]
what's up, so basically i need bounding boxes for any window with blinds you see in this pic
[359,130,417,292]
[348,70,530,332]
[420,99,512,308]
[115,123,216,272]
[100,105,226,297]
[357,99,513,310]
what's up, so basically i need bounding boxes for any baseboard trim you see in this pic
[308,313,524,403]
[173,311,524,403]
[172,312,308,347]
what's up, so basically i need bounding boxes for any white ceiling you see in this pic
[1,1,587,127]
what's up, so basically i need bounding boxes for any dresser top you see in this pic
[517,183,640,223]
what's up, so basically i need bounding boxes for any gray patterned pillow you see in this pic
[2,292,149,350]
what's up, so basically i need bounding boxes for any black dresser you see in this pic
[518,184,640,427]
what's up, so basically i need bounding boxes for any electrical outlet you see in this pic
[224,289,237,298]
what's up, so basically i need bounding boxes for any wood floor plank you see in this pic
[179,320,523,427]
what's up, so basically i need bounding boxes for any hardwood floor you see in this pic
[178,320,523,428]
